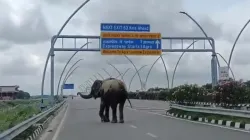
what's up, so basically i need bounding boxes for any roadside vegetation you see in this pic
[0,99,49,133]
[128,79,250,123]
[128,79,250,105]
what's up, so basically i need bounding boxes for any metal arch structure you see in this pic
[106,61,125,82]
[116,68,131,79]
[47,35,217,105]
[63,60,82,84]
[93,75,99,80]
[128,65,148,91]
[102,68,112,78]
[85,80,91,86]
[179,11,221,68]
[171,41,235,88]
[97,72,105,80]
[41,0,91,105]
[215,53,235,80]
[144,54,169,90]
[78,85,84,92]
[56,42,90,96]
[171,41,197,88]
[89,78,95,83]
[61,66,80,95]
[63,66,80,84]
[87,80,92,85]
[228,19,250,73]
[123,55,144,91]
[59,59,83,95]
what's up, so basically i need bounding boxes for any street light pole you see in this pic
[179,11,219,87]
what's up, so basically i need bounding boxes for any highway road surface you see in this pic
[46,97,250,140]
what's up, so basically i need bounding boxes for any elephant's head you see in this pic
[77,80,103,99]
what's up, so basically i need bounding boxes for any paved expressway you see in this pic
[40,97,250,140]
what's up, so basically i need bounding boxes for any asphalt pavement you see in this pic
[51,97,250,140]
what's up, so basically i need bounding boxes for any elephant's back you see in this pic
[101,79,127,93]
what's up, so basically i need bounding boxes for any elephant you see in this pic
[77,78,133,123]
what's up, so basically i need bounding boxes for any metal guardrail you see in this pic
[0,100,66,140]
[169,101,250,107]
[170,103,250,118]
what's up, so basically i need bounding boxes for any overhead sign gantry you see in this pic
[100,23,162,56]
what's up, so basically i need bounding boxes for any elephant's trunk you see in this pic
[77,92,92,99]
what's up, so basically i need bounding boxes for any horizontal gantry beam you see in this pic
[52,35,215,53]
[53,48,213,52]
[52,35,214,40]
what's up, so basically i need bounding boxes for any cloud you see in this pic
[0,0,51,44]
[0,0,249,95]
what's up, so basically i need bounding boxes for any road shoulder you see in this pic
[38,102,69,140]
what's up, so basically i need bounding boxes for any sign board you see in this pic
[219,66,229,80]
[63,84,74,89]
[100,23,150,32]
[100,32,162,55]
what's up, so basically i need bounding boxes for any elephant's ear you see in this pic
[93,80,103,98]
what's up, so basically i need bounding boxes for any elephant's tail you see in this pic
[126,96,133,108]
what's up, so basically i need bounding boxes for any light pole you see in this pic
[56,41,91,96]
[41,0,91,106]
[171,41,197,88]
[171,41,235,88]
[61,66,80,95]
[144,54,169,90]
[128,65,148,91]
[57,58,83,96]
[228,19,250,76]
[179,11,219,87]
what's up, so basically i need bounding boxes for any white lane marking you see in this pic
[52,103,70,140]
[129,125,137,128]
[146,132,158,138]
[126,107,250,134]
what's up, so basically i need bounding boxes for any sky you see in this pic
[0,0,250,95]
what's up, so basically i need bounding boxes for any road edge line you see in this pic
[51,102,70,140]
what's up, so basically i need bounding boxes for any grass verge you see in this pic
[0,99,49,133]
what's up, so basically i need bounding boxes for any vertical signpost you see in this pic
[100,23,162,56]
[219,66,229,81]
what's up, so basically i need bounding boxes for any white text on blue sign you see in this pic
[101,38,161,50]
[100,23,150,32]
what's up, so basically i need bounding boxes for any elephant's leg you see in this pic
[99,101,105,122]
[111,103,118,123]
[118,102,125,123]
[103,104,110,122]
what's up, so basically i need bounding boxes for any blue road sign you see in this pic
[63,84,74,89]
[101,38,161,50]
[100,23,150,32]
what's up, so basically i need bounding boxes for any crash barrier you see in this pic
[0,100,66,140]
[26,103,67,140]
[170,103,250,119]
[169,101,250,110]
[168,103,250,131]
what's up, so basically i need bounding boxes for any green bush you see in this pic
[129,80,250,104]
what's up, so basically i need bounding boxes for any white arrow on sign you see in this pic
[155,40,160,49]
